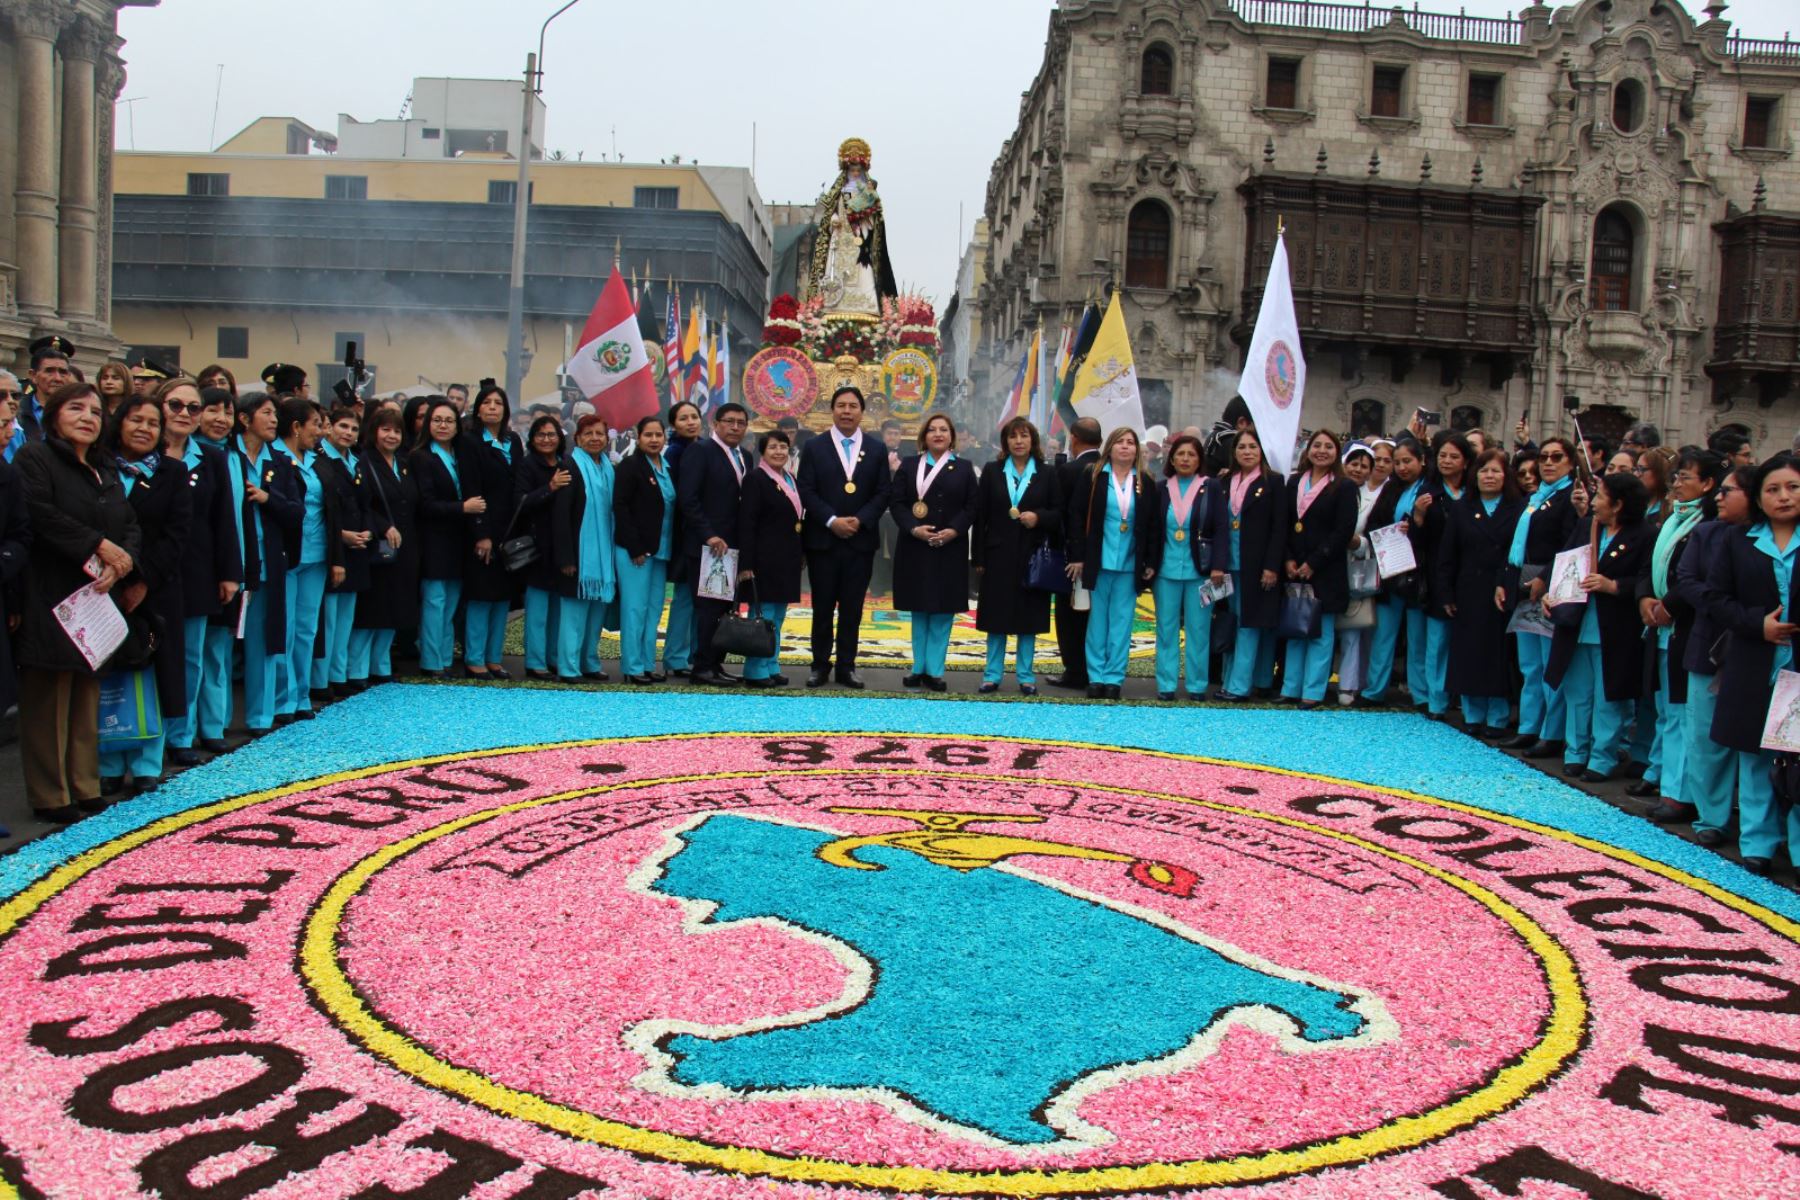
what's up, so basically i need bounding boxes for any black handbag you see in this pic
[363,459,399,565]
[1023,541,1071,594]
[1277,582,1322,640]
[496,506,538,573]
[712,577,777,659]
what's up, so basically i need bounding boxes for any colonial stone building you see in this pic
[979,0,1800,449]
[0,0,151,373]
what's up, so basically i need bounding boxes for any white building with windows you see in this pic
[336,77,547,162]
[980,0,1800,449]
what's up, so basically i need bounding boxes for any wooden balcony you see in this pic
[1708,207,1800,404]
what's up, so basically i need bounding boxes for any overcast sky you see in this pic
[115,0,1795,308]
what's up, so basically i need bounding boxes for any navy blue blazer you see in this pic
[1706,524,1800,754]
[1284,473,1358,615]
[1673,519,1736,680]
[177,444,243,620]
[797,430,892,555]
[217,441,303,646]
[677,437,744,559]
[1227,470,1289,629]
[1545,518,1653,702]
[1155,475,1229,579]
[410,445,473,582]
[1065,464,1162,593]
[121,458,194,717]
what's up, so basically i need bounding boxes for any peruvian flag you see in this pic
[566,264,660,431]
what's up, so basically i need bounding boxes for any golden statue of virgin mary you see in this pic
[807,137,899,320]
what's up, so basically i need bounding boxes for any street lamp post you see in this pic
[503,0,588,405]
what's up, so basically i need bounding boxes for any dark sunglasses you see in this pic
[1541,452,1568,462]
[164,400,204,415]
[0,389,20,400]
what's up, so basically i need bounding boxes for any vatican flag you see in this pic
[1069,292,1146,438]
[1237,232,1307,475]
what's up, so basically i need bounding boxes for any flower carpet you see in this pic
[1,686,1795,1199]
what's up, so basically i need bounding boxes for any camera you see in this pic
[1416,408,1442,428]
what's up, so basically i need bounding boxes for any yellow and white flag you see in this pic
[1237,232,1307,474]
[1069,291,1145,439]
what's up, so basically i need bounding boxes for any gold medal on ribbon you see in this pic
[1294,520,1304,533]
[1119,521,1129,533]
[1232,518,1241,530]
[1008,505,1021,520]
[1174,529,1186,542]
[911,500,928,519]
[794,520,803,532]
[844,481,856,494]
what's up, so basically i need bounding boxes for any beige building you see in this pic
[0,0,152,373]
[111,133,770,403]
[981,0,1800,449]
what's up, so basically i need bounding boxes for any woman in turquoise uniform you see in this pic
[1410,432,1474,716]
[660,400,704,678]
[737,428,806,688]
[1216,427,1285,701]
[349,406,417,685]
[410,399,484,677]
[1067,426,1159,700]
[462,381,522,679]
[1500,435,1586,756]
[514,415,569,680]
[551,414,617,682]
[891,413,977,692]
[972,416,1060,695]
[1281,429,1356,708]
[1152,433,1227,701]
[613,413,677,685]
[313,404,370,697]
[274,398,328,721]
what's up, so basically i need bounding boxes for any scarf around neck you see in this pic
[570,449,616,601]
[1651,496,1705,598]
[1507,473,1573,568]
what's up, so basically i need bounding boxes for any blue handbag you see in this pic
[1024,540,1072,594]
[97,668,162,752]
[1277,583,1322,640]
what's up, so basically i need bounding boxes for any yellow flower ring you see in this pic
[286,735,1588,1197]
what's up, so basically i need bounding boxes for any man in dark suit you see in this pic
[797,385,892,688]
[1049,417,1102,690]
[678,402,751,686]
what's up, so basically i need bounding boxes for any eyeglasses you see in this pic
[1718,486,1743,496]
[164,401,204,415]
[0,390,19,401]
[1541,452,1568,463]
[1632,465,1651,475]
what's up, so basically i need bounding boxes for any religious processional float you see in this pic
[742,138,940,436]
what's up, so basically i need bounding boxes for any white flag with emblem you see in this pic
[1237,232,1307,475]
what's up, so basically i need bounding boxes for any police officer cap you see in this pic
[130,355,176,380]
[261,362,307,392]
[28,334,74,362]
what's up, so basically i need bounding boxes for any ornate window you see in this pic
[1612,79,1645,133]
[1140,45,1174,97]
[1266,58,1300,110]
[1466,74,1501,126]
[1351,399,1387,439]
[1744,96,1778,149]
[1371,66,1406,119]
[1125,201,1172,290]
[1590,207,1635,312]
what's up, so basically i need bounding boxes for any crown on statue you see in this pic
[837,137,872,167]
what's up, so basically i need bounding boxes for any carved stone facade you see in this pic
[0,0,146,374]
[980,0,1800,449]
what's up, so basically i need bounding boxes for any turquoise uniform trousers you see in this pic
[663,584,695,672]
[909,612,955,677]
[1152,575,1211,696]
[1280,613,1337,703]
[1364,595,1405,700]
[1224,584,1276,698]
[278,562,326,714]
[314,593,355,688]
[1085,570,1136,687]
[214,589,278,733]
[1563,644,1630,774]
[419,579,462,672]
[1403,608,1433,707]
[983,633,1037,687]
[1516,632,1564,740]
[743,603,789,681]
[1422,614,1451,714]
[1731,748,1795,862]
[522,587,560,673]
[165,614,210,750]
[464,599,509,667]
[348,628,395,681]
[615,549,670,678]
[556,595,606,679]
[1650,650,1685,801]
[1462,695,1511,728]
[1684,674,1734,836]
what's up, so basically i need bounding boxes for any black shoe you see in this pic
[556,675,583,685]
[978,682,999,694]
[464,668,492,681]
[1693,827,1725,847]
[371,674,395,685]
[1578,767,1609,783]
[1020,684,1038,696]
[768,674,791,687]
[649,672,668,683]
[806,668,830,688]
[1107,685,1123,699]
[1299,699,1322,711]
[903,674,924,689]
[1562,761,1586,778]
[130,775,161,795]
[34,807,83,825]
[75,797,110,814]
[1047,674,1087,691]
[418,668,445,679]
[583,669,610,682]
[1618,760,1648,779]
[1648,800,1698,824]
[273,713,296,729]
[1625,779,1660,798]
[526,669,555,681]
[1087,684,1105,699]
[100,775,125,797]
[925,676,947,692]
[667,667,692,679]
[1524,739,1561,759]
[200,738,228,754]
[691,670,740,687]
[487,665,513,681]
[743,675,781,689]
[628,673,656,686]
[1213,690,1246,703]
[294,708,316,720]
[170,748,204,767]
[310,687,333,705]
[1742,856,1773,877]
[716,668,741,682]
[835,671,865,690]
[1158,691,1176,701]
[1501,732,1537,750]
[1484,725,1511,740]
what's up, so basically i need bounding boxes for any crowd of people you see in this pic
[1,334,1796,877]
